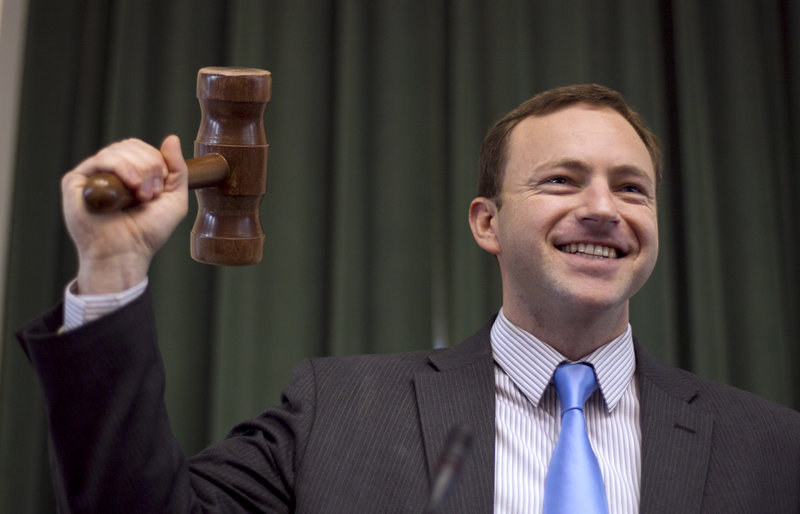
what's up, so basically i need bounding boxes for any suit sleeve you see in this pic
[16,289,314,513]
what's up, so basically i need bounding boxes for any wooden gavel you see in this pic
[83,67,271,266]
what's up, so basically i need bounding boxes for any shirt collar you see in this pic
[490,308,636,412]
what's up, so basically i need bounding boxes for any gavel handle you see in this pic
[82,153,229,212]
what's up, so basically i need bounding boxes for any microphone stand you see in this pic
[423,424,474,513]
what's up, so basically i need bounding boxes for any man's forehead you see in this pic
[507,104,653,169]
[512,103,629,135]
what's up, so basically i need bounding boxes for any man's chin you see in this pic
[554,286,631,315]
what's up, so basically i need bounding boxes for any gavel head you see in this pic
[191,67,271,265]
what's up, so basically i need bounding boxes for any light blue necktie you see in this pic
[543,363,609,514]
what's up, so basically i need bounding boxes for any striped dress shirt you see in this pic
[492,309,640,513]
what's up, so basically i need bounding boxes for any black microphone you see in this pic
[423,423,474,513]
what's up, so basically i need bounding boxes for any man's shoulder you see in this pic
[299,318,495,387]
[635,342,800,430]
[307,347,442,378]
[689,368,799,427]
[634,344,800,513]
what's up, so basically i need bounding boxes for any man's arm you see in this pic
[19,136,302,508]
[18,287,305,513]
[18,287,185,512]
[17,138,189,510]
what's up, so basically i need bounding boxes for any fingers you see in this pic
[68,138,170,204]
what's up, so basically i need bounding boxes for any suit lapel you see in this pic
[414,324,496,513]
[413,329,716,513]
[636,345,713,514]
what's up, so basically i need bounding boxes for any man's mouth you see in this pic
[558,243,623,259]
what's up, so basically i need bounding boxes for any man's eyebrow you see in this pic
[533,159,592,174]
[611,165,655,186]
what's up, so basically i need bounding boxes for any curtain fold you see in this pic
[1,1,797,511]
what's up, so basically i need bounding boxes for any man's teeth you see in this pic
[559,243,619,259]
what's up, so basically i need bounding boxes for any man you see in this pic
[18,85,800,513]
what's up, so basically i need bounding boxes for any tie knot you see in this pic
[553,363,598,413]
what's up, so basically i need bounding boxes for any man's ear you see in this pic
[469,197,501,255]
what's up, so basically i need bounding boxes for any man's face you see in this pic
[473,104,659,326]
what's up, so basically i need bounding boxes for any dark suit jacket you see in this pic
[18,289,800,513]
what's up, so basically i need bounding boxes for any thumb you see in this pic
[160,135,188,187]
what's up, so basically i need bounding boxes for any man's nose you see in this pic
[576,182,620,225]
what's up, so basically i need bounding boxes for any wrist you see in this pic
[77,253,150,294]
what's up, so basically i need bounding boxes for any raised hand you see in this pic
[61,135,189,294]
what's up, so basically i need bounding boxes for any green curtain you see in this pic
[1,0,798,511]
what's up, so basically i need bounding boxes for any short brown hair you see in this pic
[477,84,662,205]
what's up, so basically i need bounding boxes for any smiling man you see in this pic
[17,84,800,513]
[470,99,659,360]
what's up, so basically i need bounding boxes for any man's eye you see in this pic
[546,176,570,185]
[620,184,643,194]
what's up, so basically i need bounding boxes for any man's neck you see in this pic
[501,302,630,361]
